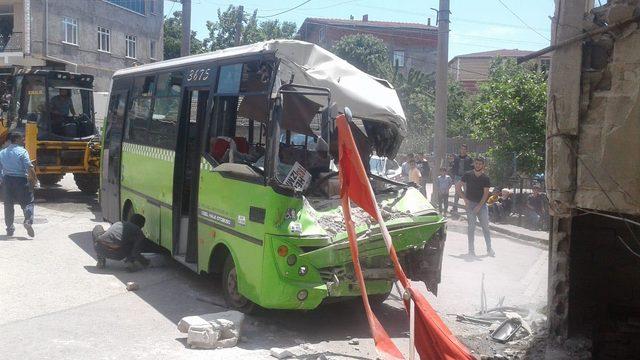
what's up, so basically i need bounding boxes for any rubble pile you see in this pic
[177,310,244,349]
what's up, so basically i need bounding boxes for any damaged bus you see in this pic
[100,40,446,312]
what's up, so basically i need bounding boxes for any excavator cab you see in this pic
[4,69,100,193]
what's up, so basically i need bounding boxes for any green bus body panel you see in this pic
[119,144,445,310]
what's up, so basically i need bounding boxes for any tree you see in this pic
[469,58,547,184]
[332,34,393,79]
[163,11,205,60]
[203,5,297,51]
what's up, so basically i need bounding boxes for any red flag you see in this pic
[337,114,475,360]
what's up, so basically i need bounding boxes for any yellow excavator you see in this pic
[0,68,100,193]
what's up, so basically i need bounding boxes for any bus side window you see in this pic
[150,71,182,150]
[125,75,155,144]
[206,61,272,167]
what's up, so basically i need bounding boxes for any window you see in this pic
[150,71,182,149]
[540,58,551,72]
[98,27,111,52]
[125,75,155,143]
[393,50,405,68]
[149,0,156,14]
[206,61,273,169]
[149,40,156,60]
[106,0,145,15]
[126,35,137,59]
[63,17,78,45]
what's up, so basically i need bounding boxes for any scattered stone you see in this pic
[125,282,139,291]
[178,310,245,349]
[270,347,295,359]
[177,316,210,333]
[348,338,359,345]
[187,324,220,349]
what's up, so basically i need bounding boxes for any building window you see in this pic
[106,0,145,15]
[149,0,156,14]
[149,40,157,59]
[63,17,78,45]
[126,35,137,59]
[98,27,111,52]
[393,50,405,68]
[540,58,551,72]
[318,26,326,43]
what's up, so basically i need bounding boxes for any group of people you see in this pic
[0,131,149,271]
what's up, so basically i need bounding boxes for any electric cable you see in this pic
[496,0,550,41]
[257,0,313,18]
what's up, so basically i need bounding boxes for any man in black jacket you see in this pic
[450,144,474,215]
[92,214,150,271]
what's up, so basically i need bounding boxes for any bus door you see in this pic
[100,89,128,222]
[173,88,209,262]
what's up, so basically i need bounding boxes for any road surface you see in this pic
[0,176,547,359]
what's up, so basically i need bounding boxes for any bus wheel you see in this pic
[38,174,64,187]
[222,256,256,314]
[74,174,99,194]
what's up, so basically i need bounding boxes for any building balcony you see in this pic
[0,31,22,53]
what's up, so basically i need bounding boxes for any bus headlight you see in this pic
[297,289,308,301]
[298,266,308,276]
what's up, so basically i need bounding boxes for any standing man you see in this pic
[401,153,414,182]
[456,157,494,257]
[416,152,430,195]
[435,167,453,216]
[0,132,37,237]
[450,144,474,215]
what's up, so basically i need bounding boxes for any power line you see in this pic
[496,0,550,41]
[257,0,313,18]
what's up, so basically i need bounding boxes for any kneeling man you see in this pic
[93,214,150,271]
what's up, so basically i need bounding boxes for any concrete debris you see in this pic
[178,310,245,349]
[348,338,359,345]
[178,316,210,333]
[270,347,295,359]
[187,324,219,349]
[125,282,139,291]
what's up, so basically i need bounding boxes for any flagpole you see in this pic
[409,298,416,360]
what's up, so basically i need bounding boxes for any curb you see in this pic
[457,215,549,245]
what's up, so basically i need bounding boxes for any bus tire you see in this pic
[74,174,99,194]
[38,174,64,186]
[222,255,256,314]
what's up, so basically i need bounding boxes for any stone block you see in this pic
[270,347,295,359]
[177,316,210,333]
[187,324,220,349]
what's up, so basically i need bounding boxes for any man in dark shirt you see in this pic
[450,144,474,215]
[92,214,150,271]
[416,152,430,196]
[456,157,494,257]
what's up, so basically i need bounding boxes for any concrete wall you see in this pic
[7,0,164,92]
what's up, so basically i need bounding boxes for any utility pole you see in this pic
[234,5,244,46]
[181,0,191,57]
[432,0,450,202]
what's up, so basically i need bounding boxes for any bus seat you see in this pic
[234,137,250,154]
[210,137,238,162]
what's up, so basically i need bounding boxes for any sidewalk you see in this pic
[423,183,549,244]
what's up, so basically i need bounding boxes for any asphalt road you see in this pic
[0,176,548,359]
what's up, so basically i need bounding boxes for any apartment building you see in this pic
[297,16,438,77]
[0,0,163,91]
[448,49,551,92]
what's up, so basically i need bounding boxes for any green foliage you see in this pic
[163,11,205,60]
[203,5,297,51]
[332,34,393,79]
[469,58,547,184]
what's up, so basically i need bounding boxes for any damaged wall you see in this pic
[547,0,640,216]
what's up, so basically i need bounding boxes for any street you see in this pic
[0,176,548,359]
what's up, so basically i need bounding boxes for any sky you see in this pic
[163,0,555,60]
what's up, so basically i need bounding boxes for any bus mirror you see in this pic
[344,107,353,122]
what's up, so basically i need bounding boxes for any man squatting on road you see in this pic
[92,214,151,271]
[0,132,37,237]
[455,157,495,257]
